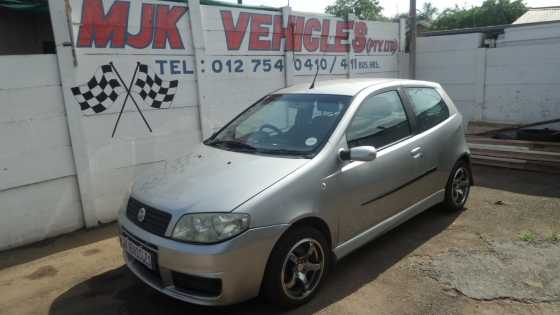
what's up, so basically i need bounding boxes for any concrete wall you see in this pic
[416,33,486,123]
[0,0,403,250]
[0,54,83,249]
[416,23,560,126]
[485,43,560,123]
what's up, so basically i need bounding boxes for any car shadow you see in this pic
[49,205,461,315]
[472,165,560,198]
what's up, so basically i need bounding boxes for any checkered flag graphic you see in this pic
[132,63,179,109]
[71,64,125,114]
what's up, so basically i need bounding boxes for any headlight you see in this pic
[172,213,250,243]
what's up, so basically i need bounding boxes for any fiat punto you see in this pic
[118,79,472,307]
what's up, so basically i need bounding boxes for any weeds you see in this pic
[546,233,560,243]
[519,230,537,242]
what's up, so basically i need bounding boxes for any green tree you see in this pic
[325,0,384,20]
[430,0,527,31]
[419,2,438,22]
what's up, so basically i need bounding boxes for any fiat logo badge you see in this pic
[137,207,146,222]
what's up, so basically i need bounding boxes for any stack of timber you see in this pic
[467,122,560,173]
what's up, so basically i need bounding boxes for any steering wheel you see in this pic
[258,124,282,136]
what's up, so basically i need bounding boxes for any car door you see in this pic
[401,86,452,201]
[334,89,422,243]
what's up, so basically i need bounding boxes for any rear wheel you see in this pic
[262,226,330,308]
[444,160,471,211]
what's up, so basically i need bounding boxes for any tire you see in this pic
[443,160,472,211]
[261,226,330,308]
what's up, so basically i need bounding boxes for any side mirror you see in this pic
[339,146,377,162]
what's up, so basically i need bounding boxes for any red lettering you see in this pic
[334,21,353,53]
[303,18,320,52]
[249,14,272,50]
[286,16,305,52]
[271,15,284,51]
[127,3,154,49]
[352,21,367,53]
[77,0,129,48]
[221,10,250,50]
[320,19,337,52]
[153,5,186,49]
[272,15,304,52]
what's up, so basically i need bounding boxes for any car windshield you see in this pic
[205,94,353,157]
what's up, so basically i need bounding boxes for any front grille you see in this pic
[172,271,222,297]
[126,198,172,237]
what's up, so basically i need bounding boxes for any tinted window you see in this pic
[346,91,411,149]
[405,88,450,132]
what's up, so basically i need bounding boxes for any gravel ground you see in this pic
[0,165,559,315]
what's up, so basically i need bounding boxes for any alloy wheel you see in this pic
[451,167,470,206]
[280,238,325,300]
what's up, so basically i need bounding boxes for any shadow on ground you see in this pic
[49,206,461,315]
[472,165,560,198]
[0,223,118,270]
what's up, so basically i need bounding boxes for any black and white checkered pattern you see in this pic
[132,63,179,109]
[71,64,125,114]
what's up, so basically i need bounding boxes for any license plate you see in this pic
[122,236,155,270]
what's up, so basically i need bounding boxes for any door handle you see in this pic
[411,147,423,159]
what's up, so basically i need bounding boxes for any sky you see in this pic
[230,0,560,18]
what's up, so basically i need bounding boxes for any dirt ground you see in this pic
[1,165,559,315]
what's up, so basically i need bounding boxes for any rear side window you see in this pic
[346,91,411,149]
[405,88,450,132]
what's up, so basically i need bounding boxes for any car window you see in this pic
[235,101,298,138]
[405,87,450,132]
[206,94,352,157]
[346,90,411,149]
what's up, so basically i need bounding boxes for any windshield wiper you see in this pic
[207,139,257,151]
[258,148,312,158]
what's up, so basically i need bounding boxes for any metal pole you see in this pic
[409,0,416,79]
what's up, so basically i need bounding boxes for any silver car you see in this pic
[118,79,472,307]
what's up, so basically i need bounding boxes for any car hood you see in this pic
[131,144,309,215]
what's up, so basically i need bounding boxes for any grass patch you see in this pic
[519,230,537,242]
[546,233,560,243]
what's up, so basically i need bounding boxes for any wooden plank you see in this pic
[471,148,560,164]
[467,139,560,154]
[473,118,560,136]
[471,154,525,164]
[467,135,560,149]
[468,143,560,157]
[472,155,560,174]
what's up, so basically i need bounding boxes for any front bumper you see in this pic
[118,210,288,306]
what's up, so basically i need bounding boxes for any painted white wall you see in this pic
[0,0,403,250]
[484,42,560,124]
[416,23,560,126]
[498,23,560,47]
[416,34,486,124]
[0,54,83,250]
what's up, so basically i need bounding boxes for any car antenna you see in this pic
[309,61,320,89]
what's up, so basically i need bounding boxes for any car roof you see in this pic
[276,78,439,96]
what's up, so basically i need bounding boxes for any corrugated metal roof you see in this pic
[513,6,560,24]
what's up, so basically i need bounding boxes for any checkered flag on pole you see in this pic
[70,64,125,114]
[132,63,179,109]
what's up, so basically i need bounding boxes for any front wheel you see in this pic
[261,226,330,308]
[443,160,472,211]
